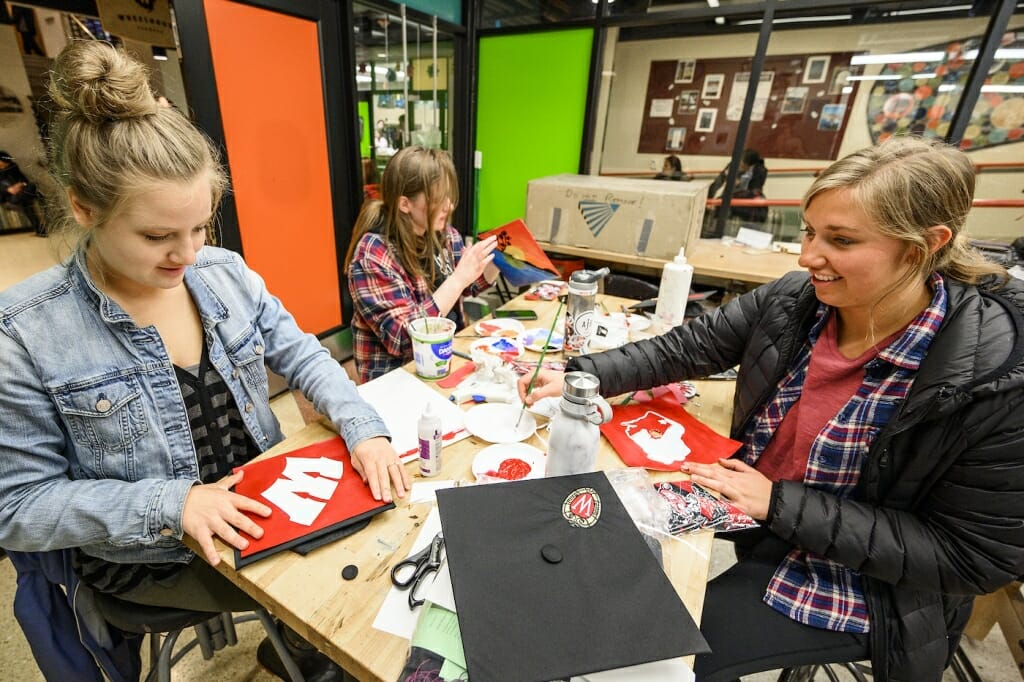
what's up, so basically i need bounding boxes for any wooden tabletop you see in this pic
[538,238,802,286]
[196,294,737,681]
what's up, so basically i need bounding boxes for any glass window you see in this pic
[352,3,455,185]
[478,0,594,29]
[595,4,1024,244]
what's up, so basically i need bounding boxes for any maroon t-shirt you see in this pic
[755,315,901,482]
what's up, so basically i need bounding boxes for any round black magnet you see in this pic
[541,544,562,564]
[341,564,359,580]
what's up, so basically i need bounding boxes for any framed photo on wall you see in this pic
[828,67,852,95]
[674,59,696,83]
[803,56,830,84]
[818,103,846,131]
[676,90,699,114]
[695,108,718,132]
[781,86,808,114]
[701,74,724,100]
[665,126,687,151]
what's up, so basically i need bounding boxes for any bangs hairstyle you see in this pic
[345,146,459,288]
[46,40,227,250]
[803,136,1005,285]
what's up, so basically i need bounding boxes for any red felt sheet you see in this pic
[600,395,742,470]
[231,436,393,567]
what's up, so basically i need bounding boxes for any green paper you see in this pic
[411,602,467,671]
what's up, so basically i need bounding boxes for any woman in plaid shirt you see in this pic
[520,138,1024,680]
[346,147,498,383]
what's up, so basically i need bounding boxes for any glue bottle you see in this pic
[546,372,613,477]
[417,401,442,477]
[654,247,694,329]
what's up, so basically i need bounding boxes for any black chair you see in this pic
[90,590,304,682]
[603,273,659,301]
[778,646,982,682]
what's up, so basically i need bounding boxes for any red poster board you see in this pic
[231,437,394,567]
[600,395,742,471]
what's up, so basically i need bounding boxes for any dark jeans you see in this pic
[118,558,260,613]
[693,531,870,682]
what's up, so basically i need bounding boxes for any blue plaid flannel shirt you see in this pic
[739,273,947,633]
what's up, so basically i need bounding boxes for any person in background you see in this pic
[654,154,692,181]
[0,150,44,235]
[0,41,408,681]
[362,157,381,202]
[519,137,1024,681]
[346,146,499,383]
[731,147,768,222]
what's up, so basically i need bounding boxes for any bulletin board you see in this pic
[638,53,858,160]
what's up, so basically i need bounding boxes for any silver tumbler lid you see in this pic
[562,371,601,403]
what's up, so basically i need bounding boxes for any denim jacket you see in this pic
[0,246,389,564]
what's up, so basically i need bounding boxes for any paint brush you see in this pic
[516,300,563,428]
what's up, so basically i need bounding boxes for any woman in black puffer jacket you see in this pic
[520,137,1024,681]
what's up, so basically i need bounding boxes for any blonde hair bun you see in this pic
[50,40,157,123]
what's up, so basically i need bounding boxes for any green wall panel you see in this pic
[358,101,371,158]
[475,29,593,234]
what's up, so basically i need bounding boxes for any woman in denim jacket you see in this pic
[0,41,409,677]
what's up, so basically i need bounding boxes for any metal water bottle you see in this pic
[563,268,610,357]
[546,372,613,477]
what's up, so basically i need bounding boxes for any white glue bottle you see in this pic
[417,401,442,477]
[654,247,694,329]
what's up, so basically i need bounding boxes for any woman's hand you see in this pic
[350,436,410,504]
[182,470,272,566]
[682,458,773,520]
[451,236,497,289]
[517,369,565,405]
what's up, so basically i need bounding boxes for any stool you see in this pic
[93,592,304,682]
[963,581,1024,680]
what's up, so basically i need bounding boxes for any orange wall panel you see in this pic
[204,0,341,332]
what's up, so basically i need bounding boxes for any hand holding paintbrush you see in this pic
[516,300,564,428]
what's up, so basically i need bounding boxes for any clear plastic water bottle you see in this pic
[546,372,613,477]
[563,268,609,357]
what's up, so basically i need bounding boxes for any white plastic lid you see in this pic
[674,247,688,264]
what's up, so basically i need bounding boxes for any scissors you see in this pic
[390,532,445,609]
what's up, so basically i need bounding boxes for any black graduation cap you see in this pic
[436,471,709,682]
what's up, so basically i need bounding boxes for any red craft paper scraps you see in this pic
[231,436,394,567]
[600,395,742,471]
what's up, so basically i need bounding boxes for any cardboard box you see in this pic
[525,174,709,261]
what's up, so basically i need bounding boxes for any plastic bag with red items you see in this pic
[653,480,759,534]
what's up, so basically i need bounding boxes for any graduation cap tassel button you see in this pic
[541,544,563,564]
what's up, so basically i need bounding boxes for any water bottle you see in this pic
[417,401,442,477]
[563,268,610,357]
[546,372,613,477]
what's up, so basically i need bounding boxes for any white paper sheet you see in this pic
[357,369,469,463]
[371,507,444,639]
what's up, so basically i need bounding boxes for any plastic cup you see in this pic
[409,317,457,380]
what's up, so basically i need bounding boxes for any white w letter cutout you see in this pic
[260,457,343,526]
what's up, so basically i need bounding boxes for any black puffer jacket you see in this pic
[572,271,1024,681]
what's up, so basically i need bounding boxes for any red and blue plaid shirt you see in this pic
[740,273,947,633]
[348,226,489,383]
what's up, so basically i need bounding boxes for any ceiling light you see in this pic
[737,14,851,25]
[845,75,901,81]
[982,84,1024,94]
[938,84,958,92]
[714,16,725,25]
[706,0,720,7]
[841,86,853,94]
[850,51,945,65]
[889,5,972,16]
[912,73,937,79]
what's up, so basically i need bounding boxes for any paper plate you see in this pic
[595,312,652,331]
[474,318,526,338]
[472,442,547,482]
[518,327,565,353]
[469,336,525,360]
[464,403,537,443]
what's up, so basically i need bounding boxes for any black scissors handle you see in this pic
[390,533,445,609]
